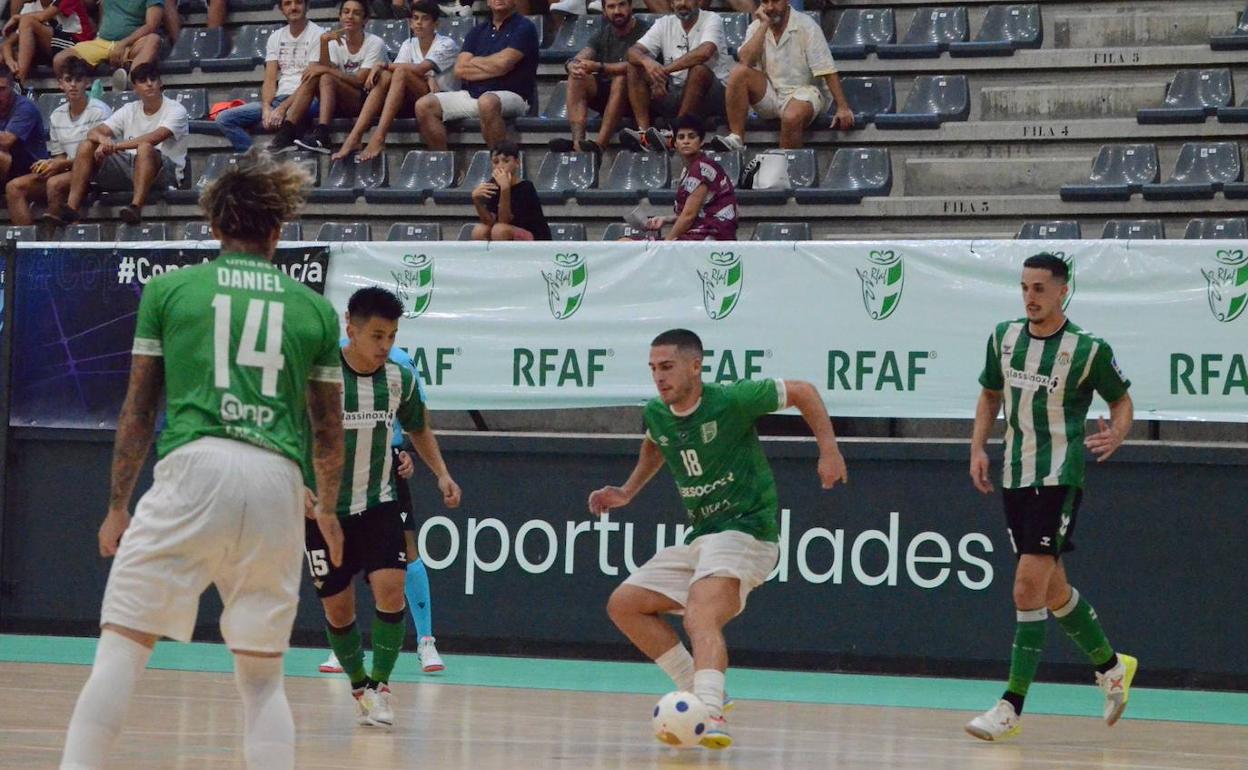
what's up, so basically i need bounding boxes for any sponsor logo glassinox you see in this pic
[856,249,904,320]
[542,252,588,320]
[393,253,434,318]
[1201,248,1248,323]
[697,251,743,320]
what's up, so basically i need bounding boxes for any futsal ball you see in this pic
[652,691,709,748]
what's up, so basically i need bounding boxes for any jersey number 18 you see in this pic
[680,449,703,477]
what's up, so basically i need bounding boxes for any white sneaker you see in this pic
[588,0,601,10]
[707,133,745,152]
[440,2,472,16]
[964,699,1021,741]
[699,713,732,750]
[1096,653,1138,726]
[360,684,394,727]
[318,651,343,673]
[418,635,445,673]
[353,687,372,726]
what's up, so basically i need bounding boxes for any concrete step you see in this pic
[980,82,1167,120]
[1053,9,1240,48]
[903,157,1092,196]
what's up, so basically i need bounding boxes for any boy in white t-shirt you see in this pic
[217,0,324,152]
[46,62,188,226]
[333,0,459,162]
[5,56,109,224]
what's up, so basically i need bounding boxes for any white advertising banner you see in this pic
[323,240,1248,421]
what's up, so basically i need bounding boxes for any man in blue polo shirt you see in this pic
[414,0,537,149]
[0,67,48,186]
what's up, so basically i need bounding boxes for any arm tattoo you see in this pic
[109,355,164,511]
[307,381,345,515]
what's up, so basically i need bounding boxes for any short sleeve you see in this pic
[361,35,386,69]
[162,101,190,140]
[978,332,1004,390]
[309,300,342,384]
[694,160,717,186]
[1087,341,1130,403]
[264,30,281,62]
[743,19,762,43]
[103,103,127,135]
[132,280,164,356]
[462,23,483,55]
[429,36,459,72]
[396,369,427,432]
[700,12,726,55]
[805,22,837,76]
[46,111,65,157]
[513,16,539,57]
[636,17,663,56]
[4,100,43,142]
[394,40,414,64]
[728,378,785,420]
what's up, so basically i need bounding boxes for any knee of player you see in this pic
[1011,577,1045,608]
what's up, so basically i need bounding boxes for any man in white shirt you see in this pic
[4,56,109,224]
[216,0,323,152]
[709,0,853,151]
[333,0,459,162]
[620,0,732,153]
[46,62,188,226]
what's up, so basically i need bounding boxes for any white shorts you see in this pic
[624,530,779,615]
[433,89,530,122]
[753,83,825,122]
[100,437,305,653]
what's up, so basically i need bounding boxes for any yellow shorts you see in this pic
[71,37,118,66]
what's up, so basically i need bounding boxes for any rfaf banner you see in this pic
[325,240,1248,421]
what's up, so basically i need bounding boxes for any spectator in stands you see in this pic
[710,0,852,152]
[471,140,550,241]
[1,0,95,90]
[270,0,386,154]
[620,0,732,153]
[548,0,647,156]
[645,115,736,240]
[52,0,164,88]
[333,0,460,162]
[413,0,538,150]
[45,62,188,226]
[217,0,324,152]
[5,57,108,224]
[0,66,47,188]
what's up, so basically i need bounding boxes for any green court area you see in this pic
[3,634,1244,726]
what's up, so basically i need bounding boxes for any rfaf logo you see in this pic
[392,253,434,318]
[1201,249,1248,323]
[856,249,904,320]
[698,251,743,320]
[542,253,588,320]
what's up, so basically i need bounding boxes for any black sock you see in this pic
[1095,653,1119,675]
[1002,691,1025,715]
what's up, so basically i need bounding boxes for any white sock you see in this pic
[233,654,294,770]
[693,669,726,716]
[60,631,152,770]
[654,644,695,692]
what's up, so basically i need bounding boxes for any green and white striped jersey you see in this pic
[979,318,1130,489]
[336,347,426,516]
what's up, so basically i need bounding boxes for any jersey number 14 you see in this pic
[212,295,287,397]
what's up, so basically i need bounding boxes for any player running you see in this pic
[61,150,345,770]
[965,252,1137,741]
[588,328,847,749]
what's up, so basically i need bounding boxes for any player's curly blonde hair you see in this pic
[199,149,311,245]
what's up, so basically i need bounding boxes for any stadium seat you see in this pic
[873,75,969,128]
[515,82,571,130]
[794,147,892,204]
[576,151,669,204]
[541,14,602,62]
[533,151,597,202]
[949,4,1041,56]
[310,154,388,202]
[166,152,240,204]
[432,150,506,204]
[1216,90,1248,122]
[602,222,648,240]
[834,76,896,125]
[752,222,811,240]
[1209,5,1248,50]
[168,88,208,120]
[365,150,455,202]
[1,225,37,242]
[649,150,741,206]
[738,149,818,203]
[1101,220,1165,240]
[877,6,968,58]
[118,222,169,241]
[549,222,587,241]
[367,18,409,58]
[201,24,279,72]
[63,223,103,241]
[438,16,476,47]
[234,0,277,11]
[106,91,139,111]
[1184,217,1248,239]
[280,221,303,240]
[183,222,215,240]
[1016,221,1081,239]
[721,13,749,54]
[828,8,896,59]
[1141,142,1241,200]
[386,223,442,241]
[457,222,476,240]
[162,28,228,74]
[1060,144,1160,201]
[527,15,547,48]
[1137,69,1233,123]
[37,93,67,125]
[316,222,371,241]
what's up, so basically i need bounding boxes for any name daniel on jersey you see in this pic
[217,263,286,293]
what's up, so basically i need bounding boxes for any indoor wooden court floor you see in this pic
[2,639,1246,770]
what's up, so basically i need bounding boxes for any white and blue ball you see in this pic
[652,691,709,748]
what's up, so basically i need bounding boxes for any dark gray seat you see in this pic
[233,0,276,11]
[534,151,598,202]
[280,221,303,241]
[1016,221,1081,239]
[37,93,67,125]
[366,150,455,202]
[795,147,891,204]
[602,223,649,240]
[834,76,896,124]
[1184,218,1248,239]
[1142,142,1241,200]
[1060,144,1159,201]
[162,28,228,74]
[753,222,811,241]
[738,149,818,203]
[1210,5,1248,50]
[877,6,968,58]
[721,13,749,54]
[549,222,587,241]
[873,75,969,128]
[183,222,215,240]
[201,24,278,72]
[1,225,37,242]
[1217,90,1248,122]
[192,85,265,135]
[106,91,139,111]
[541,14,603,62]
[433,150,525,204]
[118,222,169,241]
[950,4,1041,56]
[366,18,410,59]
[168,88,208,120]
[309,154,388,202]
[577,151,670,204]
[829,8,895,59]
[458,222,477,240]
[648,150,741,206]
[515,81,572,130]
[63,224,103,241]
[437,16,476,47]
[1101,220,1165,240]
[316,222,371,242]
[1138,69,1233,123]
[166,152,241,204]
[387,223,443,241]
